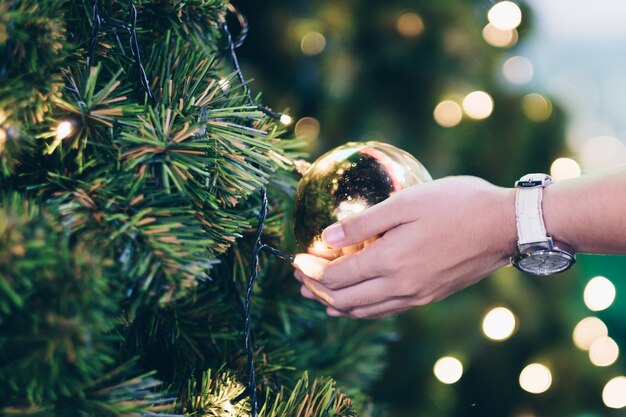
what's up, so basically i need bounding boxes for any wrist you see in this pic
[497,187,518,264]
[542,181,578,253]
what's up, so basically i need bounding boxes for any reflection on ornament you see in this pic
[294,141,432,255]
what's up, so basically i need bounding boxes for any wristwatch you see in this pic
[511,173,575,276]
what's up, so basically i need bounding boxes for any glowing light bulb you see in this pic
[433,356,463,384]
[396,12,425,37]
[293,253,327,280]
[589,336,619,367]
[56,121,74,140]
[482,306,517,341]
[584,276,616,312]
[301,32,326,56]
[519,363,552,394]
[219,78,230,92]
[550,158,581,182]
[603,376,626,408]
[280,114,293,125]
[573,316,608,351]
[433,100,463,127]
[462,91,493,120]
[488,1,522,30]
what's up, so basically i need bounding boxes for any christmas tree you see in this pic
[0,1,392,415]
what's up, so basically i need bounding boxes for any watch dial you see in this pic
[519,251,573,275]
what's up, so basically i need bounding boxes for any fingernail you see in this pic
[322,223,345,245]
[327,307,343,317]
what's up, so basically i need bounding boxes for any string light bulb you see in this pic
[56,120,74,140]
[279,114,293,125]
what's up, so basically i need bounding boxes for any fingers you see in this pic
[300,274,415,313]
[292,253,329,280]
[321,191,413,248]
[327,298,410,319]
[319,237,389,289]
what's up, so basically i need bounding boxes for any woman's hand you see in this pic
[293,176,517,319]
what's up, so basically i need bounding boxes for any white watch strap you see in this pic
[515,185,548,245]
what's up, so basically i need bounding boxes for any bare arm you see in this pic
[293,166,626,319]
[544,165,626,254]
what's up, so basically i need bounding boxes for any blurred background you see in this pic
[236,0,626,415]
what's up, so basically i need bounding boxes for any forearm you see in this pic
[543,165,626,254]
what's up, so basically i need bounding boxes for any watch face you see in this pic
[517,250,575,276]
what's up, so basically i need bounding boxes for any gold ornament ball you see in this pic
[294,141,432,254]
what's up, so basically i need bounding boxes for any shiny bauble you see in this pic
[294,141,432,255]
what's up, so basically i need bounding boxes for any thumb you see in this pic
[321,192,412,248]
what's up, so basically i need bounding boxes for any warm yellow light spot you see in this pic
[482,23,518,47]
[396,12,425,37]
[521,94,552,122]
[603,377,626,408]
[56,121,74,140]
[462,91,494,120]
[482,306,517,341]
[280,114,293,125]
[218,78,230,92]
[433,100,463,127]
[550,158,581,182]
[295,117,321,140]
[573,317,609,351]
[584,276,616,312]
[433,356,463,384]
[488,1,522,30]
[519,363,552,394]
[0,128,6,150]
[293,253,327,280]
[502,56,533,85]
[589,336,619,367]
[301,32,326,56]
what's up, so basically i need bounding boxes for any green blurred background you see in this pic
[235,0,626,416]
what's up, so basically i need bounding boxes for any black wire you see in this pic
[87,0,154,103]
[221,7,293,416]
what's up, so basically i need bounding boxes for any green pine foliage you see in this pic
[0,0,392,416]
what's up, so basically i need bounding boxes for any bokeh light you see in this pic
[550,158,581,181]
[482,23,518,48]
[603,377,626,408]
[295,117,321,140]
[433,100,463,127]
[580,136,626,172]
[519,363,552,394]
[488,1,522,30]
[397,12,425,37]
[573,317,609,351]
[301,32,326,55]
[502,56,534,85]
[462,91,494,119]
[584,276,616,312]
[55,121,74,140]
[482,306,517,341]
[433,356,463,384]
[521,93,552,122]
[589,336,619,367]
